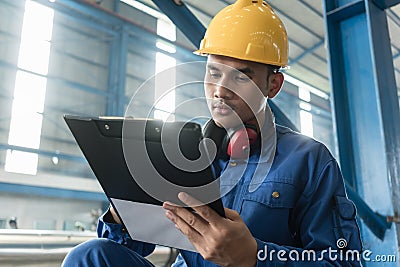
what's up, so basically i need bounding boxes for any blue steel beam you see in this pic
[106,25,128,116]
[106,26,120,116]
[113,0,119,13]
[324,2,360,190]
[373,0,400,9]
[323,0,400,250]
[299,0,400,78]
[345,184,391,240]
[326,0,365,22]
[150,0,206,48]
[116,26,128,116]
[0,182,106,201]
[368,0,400,226]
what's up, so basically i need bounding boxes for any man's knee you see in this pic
[62,238,153,267]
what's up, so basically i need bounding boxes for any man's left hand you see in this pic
[163,192,257,267]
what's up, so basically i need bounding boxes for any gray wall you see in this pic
[0,192,102,230]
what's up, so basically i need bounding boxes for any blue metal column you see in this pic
[106,25,128,116]
[323,0,400,264]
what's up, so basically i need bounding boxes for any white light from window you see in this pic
[154,52,176,121]
[5,150,39,176]
[299,87,311,102]
[8,72,46,148]
[299,102,311,111]
[156,18,176,54]
[156,41,176,54]
[157,18,176,41]
[154,18,176,122]
[18,0,54,75]
[120,0,170,21]
[298,87,313,137]
[5,0,54,175]
[285,75,329,99]
[300,110,313,137]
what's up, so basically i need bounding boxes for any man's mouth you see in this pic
[212,101,233,115]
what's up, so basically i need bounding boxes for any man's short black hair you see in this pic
[266,64,280,74]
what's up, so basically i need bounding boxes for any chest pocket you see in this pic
[240,180,299,246]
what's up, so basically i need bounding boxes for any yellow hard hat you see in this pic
[195,0,289,67]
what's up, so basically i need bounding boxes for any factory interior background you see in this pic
[0,0,400,266]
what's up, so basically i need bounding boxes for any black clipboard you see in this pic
[64,115,224,251]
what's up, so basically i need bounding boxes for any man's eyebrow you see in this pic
[206,64,220,71]
[236,67,255,75]
[206,64,255,75]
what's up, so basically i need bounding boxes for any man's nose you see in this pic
[214,82,234,99]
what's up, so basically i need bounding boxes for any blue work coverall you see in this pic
[62,125,363,266]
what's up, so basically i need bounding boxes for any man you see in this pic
[63,0,362,266]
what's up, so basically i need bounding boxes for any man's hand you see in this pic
[163,192,257,267]
[109,205,122,224]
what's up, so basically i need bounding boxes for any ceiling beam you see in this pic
[373,0,400,9]
[150,0,205,48]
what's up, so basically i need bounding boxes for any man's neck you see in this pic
[225,109,266,135]
[245,109,266,133]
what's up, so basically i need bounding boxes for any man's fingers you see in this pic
[163,202,210,236]
[177,192,203,206]
[223,208,242,221]
[178,192,223,226]
[165,210,203,240]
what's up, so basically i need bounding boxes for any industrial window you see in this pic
[154,18,176,121]
[299,87,313,137]
[5,0,54,175]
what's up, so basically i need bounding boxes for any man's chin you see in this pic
[212,115,242,129]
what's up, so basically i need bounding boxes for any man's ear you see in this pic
[267,72,284,99]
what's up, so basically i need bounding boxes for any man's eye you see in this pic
[209,72,222,79]
[235,75,251,82]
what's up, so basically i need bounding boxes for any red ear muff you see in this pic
[203,119,259,160]
[227,126,258,159]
